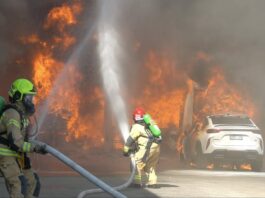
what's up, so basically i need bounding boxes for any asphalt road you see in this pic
[1,169,265,198]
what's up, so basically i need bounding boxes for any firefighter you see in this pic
[123,107,161,188]
[0,78,47,198]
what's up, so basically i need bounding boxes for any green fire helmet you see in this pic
[8,78,37,101]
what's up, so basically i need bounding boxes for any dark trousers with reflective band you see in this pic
[0,155,41,198]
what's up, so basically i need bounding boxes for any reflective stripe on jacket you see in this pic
[0,147,20,157]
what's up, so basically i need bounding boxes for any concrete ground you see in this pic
[1,169,265,198]
[1,146,265,198]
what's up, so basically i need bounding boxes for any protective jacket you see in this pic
[127,122,160,151]
[0,101,34,157]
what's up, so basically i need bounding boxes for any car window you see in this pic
[210,116,253,125]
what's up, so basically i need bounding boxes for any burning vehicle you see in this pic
[182,114,264,171]
[177,71,262,171]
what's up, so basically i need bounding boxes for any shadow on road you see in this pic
[155,184,179,188]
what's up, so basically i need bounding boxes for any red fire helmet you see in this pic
[133,107,145,121]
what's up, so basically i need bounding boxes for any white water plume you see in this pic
[98,25,129,141]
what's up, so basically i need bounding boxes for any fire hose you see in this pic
[77,157,136,198]
[31,140,128,198]
[30,117,136,197]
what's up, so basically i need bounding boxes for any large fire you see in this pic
[134,50,186,128]
[194,67,256,122]
[21,2,105,150]
[20,2,257,156]
[136,51,256,132]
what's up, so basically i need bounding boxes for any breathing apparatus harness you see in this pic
[142,115,162,162]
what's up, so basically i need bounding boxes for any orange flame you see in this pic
[240,164,252,171]
[33,53,63,102]
[138,51,257,126]
[44,3,81,32]
[135,50,186,128]
[26,2,106,150]
[138,51,257,156]
[194,67,256,123]
[43,2,81,50]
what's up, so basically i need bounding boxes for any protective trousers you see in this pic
[0,156,24,198]
[0,156,40,198]
[134,146,160,185]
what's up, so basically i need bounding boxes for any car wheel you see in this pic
[195,143,207,169]
[251,161,263,172]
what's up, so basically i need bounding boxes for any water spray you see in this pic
[98,27,129,141]
[77,27,136,198]
[77,1,137,197]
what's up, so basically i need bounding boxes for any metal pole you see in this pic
[31,140,126,198]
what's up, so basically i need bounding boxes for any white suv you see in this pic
[183,114,264,171]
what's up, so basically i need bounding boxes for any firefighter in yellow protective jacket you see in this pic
[123,107,162,188]
[0,79,47,198]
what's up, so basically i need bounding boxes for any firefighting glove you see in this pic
[123,146,130,157]
[33,143,48,155]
